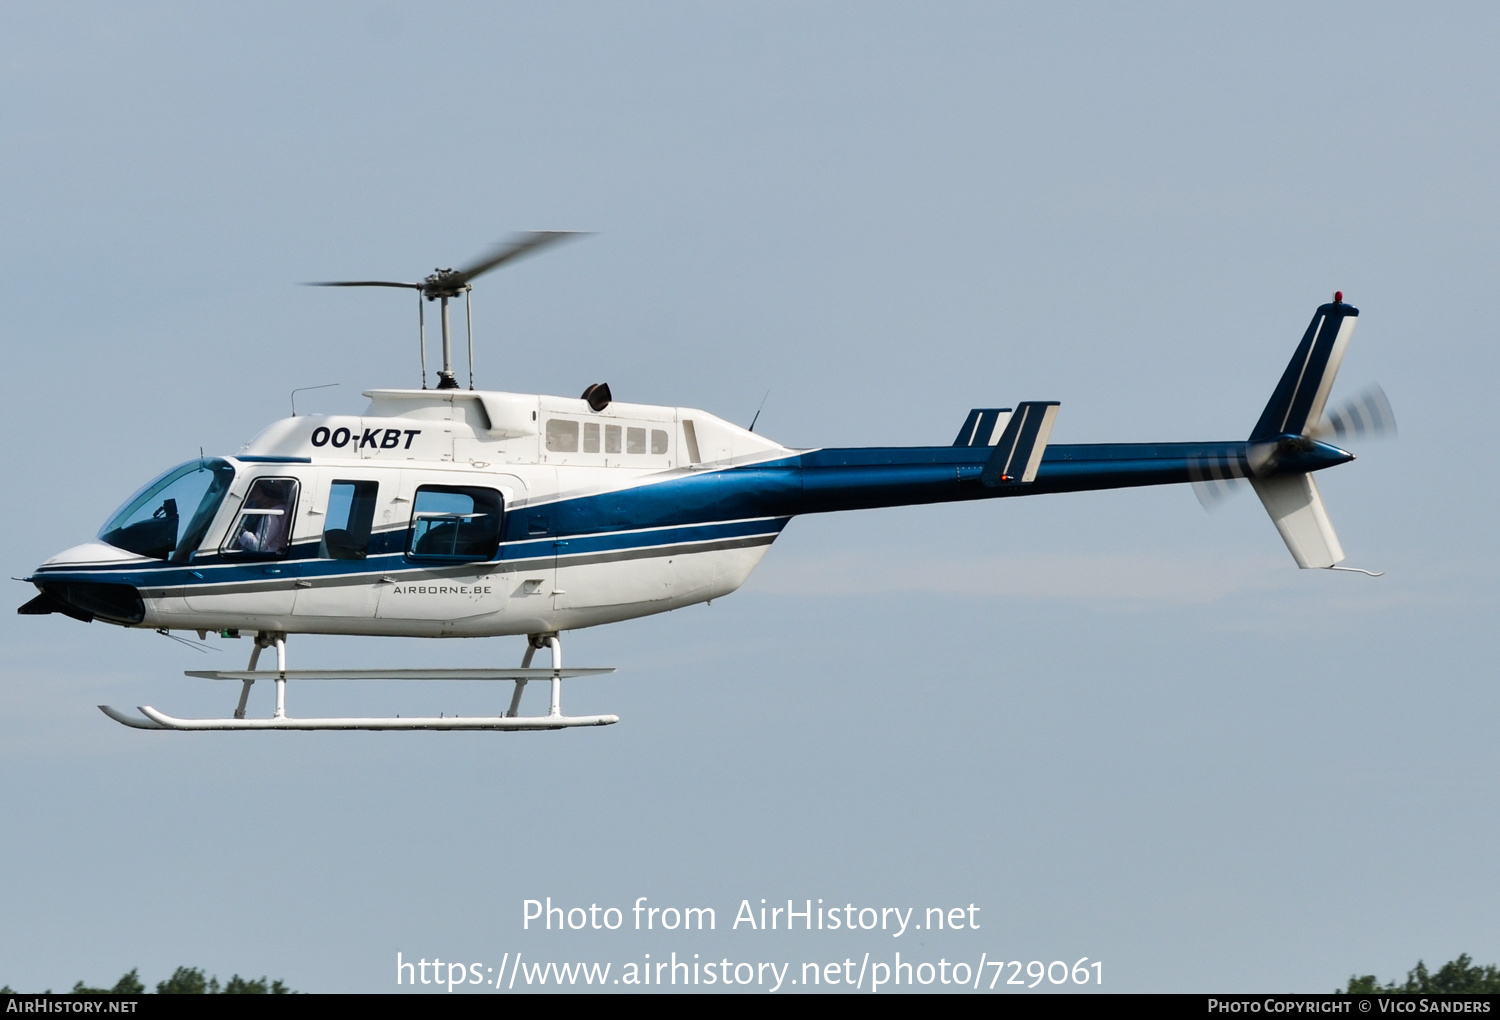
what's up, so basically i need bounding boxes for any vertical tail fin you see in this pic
[1250,297,1359,441]
[1249,295,1359,568]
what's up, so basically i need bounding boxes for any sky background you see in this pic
[1,1,1496,994]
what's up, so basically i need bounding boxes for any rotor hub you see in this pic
[309,230,585,388]
[422,269,468,300]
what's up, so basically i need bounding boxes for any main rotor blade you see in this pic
[305,280,425,289]
[451,231,585,286]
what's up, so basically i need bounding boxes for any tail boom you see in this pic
[784,438,1351,516]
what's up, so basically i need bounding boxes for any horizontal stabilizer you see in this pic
[982,401,1061,486]
[953,408,1012,447]
[1250,473,1345,568]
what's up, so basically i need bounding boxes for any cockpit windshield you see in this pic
[99,458,237,561]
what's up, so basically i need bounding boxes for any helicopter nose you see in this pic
[19,580,145,624]
[37,541,149,571]
[19,542,149,624]
[19,579,145,624]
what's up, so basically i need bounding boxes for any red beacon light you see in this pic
[1334,290,1343,304]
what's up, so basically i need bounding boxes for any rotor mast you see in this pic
[421,269,471,390]
[310,230,584,390]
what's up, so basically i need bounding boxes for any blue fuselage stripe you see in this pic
[36,438,1353,589]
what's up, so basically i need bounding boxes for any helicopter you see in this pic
[18,233,1394,732]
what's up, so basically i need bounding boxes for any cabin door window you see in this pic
[321,481,379,559]
[406,486,504,562]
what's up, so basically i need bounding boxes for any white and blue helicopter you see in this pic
[19,233,1393,732]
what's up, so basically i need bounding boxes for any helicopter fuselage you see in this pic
[24,383,1355,641]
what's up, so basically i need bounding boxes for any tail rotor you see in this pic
[1308,384,1396,443]
[1192,382,1397,511]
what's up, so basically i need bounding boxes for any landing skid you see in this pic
[99,707,617,731]
[100,633,618,732]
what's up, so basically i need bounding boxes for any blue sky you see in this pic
[1,2,1496,993]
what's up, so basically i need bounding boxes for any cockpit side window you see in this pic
[321,481,378,560]
[221,478,300,558]
[407,486,503,562]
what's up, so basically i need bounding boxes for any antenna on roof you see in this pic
[290,383,339,417]
[748,390,770,433]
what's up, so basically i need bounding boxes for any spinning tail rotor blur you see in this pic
[1191,384,1396,510]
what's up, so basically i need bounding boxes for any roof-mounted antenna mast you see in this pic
[309,231,585,390]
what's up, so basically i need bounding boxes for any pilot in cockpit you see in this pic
[234,479,296,555]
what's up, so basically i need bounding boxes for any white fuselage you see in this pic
[40,388,797,639]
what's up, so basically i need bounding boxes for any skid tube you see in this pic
[99,707,618,731]
[99,632,618,732]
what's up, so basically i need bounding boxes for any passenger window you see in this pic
[605,424,622,454]
[626,427,646,454]
[545,419,579,452]
[321,481,378,560]
[408,486,504,561]
[583,422,600,453]
[651,429,669,455]
[222,478,299,557]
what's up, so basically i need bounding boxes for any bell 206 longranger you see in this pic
[20,233,1392,732]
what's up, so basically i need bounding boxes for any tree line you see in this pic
[1,967,291,994]
[1344,955,1500,994]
